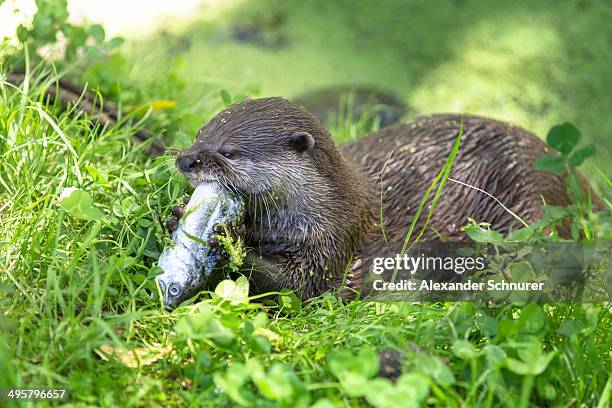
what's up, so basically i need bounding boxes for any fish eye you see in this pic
[168,284,180,297]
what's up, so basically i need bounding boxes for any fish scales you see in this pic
[157,181,244,308]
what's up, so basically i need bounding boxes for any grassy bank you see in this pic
[1,66,611,408]
[1,0,611,406]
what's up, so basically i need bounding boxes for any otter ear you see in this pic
[286,131,315,153]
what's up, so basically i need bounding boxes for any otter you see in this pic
[173,97,589,299]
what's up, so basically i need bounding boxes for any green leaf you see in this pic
[328,347,379,380]
[568,144,596,167]
[213,363,255,406]
[414,354,455,386]
[509,261,534,283]
[311,399,336,408]
[546,122,580,154]
[535,155,566,174]
[504,358,532,375]
[541,205,571,223]
[570,222,580,240]
[220,313,243,330]
[252,312,268,328]
[497,319,519,339]
[59,188,104,221]
[0,342,17,388]
[120,196,141,217]
[250,363,294,401]
[214,277,249,304]
[175,306,235,348]
[279,290,302,313]
[396,372,430,401]
[138,218,152,228]
[517,304,545,333]
[365,375,428,408]
[334,371,369,397]
[248,335,271,354]
[175,310,213,338]
[16,25,30,42]
[462,224,504,242]
[505,343,557,375]
[557,319,585,338]
[107,36,125,48]
[567,171,585,202]
[452,339,478,360]
[505,226,535,241]
[328,347,380,397]
[66,25,88,48]
[205,318,235,347]
[536,378,557,401]
[483,345,506,368]
[363,378,399,408]
[220,89,232,106]
[355,347,381,378]
[84,165,108,184]
[215,280,236,297]
[475,313,498,337]
[90,24,105,42]
[235,276,250,299]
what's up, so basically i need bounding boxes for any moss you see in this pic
[216,225,246,272]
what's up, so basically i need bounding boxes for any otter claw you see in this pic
[234,224,247,236]
[215,252,229,264]
[172,205,185,218]
[166,217,179,231]
[207,237,220,248]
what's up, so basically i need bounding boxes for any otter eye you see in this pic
[219,146,237,160]
[168,284,180,297]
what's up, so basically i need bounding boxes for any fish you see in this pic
[156,181,244,308]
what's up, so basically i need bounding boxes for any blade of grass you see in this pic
[400,118,464,256]
[448,177,529,228]
[378,151,395,246]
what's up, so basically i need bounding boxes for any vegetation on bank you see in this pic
[1,0,611,406]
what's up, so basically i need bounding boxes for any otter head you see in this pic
[175,97,339,202]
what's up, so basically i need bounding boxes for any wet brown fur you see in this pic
[177,97,371,298]
[177,97,594,299]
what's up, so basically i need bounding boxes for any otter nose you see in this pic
[176,154,202,173]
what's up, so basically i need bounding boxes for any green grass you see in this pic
[1,1,612,406]
[124,0,611,188]
[1,66,611,407]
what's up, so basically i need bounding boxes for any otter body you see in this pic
[176,98,573,299]
[342,114,570,242]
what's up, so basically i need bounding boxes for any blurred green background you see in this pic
[116,0,611,187]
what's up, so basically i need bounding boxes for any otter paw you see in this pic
[166,217,179,231]
[165,195,192,231]
[207,237,221,248]
[171,205,185,218]
[212,222,244,238]
[233,223,247,237]
[214,251,230,264]
[213,223,225,235]
[208,223,242,267]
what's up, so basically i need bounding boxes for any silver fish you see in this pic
[157,181,244,308]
